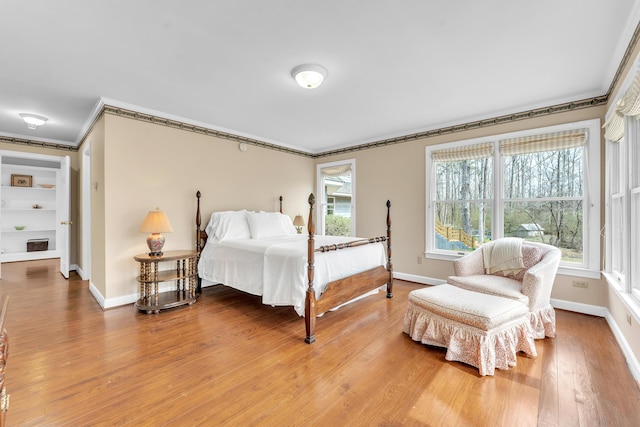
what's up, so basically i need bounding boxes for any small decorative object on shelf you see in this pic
[32,204,42,209]
[13,226,25,231]
[10,174,31,187]
[37,184,55,189]
[26,238,48,252]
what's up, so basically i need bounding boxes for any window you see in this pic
[426,119,601,277]
[605,71,640,302]
[317,160,355,236]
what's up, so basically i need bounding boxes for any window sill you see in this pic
[425,251,601,279]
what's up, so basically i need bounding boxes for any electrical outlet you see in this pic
[572,280,589,289]
[417,255,423,264]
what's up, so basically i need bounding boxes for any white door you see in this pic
[58,155,71,278]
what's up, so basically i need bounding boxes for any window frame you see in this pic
[425,119,601,278]
[316,159,356,237]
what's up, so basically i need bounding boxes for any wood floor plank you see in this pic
[1,259,640,426]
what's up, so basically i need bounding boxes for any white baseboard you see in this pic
[393,272,446,286]
[605,310,640,385]
[550,298,608,317]
[88,281,106,308]
[550,298,640,383]
[99,281,181,309]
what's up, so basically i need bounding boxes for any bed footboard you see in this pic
[305,194,392,344]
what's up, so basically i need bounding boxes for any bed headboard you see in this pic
[195,191,284,254]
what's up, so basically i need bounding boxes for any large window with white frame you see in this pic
[605,71,640,302]
[426,119,601,277]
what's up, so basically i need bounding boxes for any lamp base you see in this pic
[146,233,165,257]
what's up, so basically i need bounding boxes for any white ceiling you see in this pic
[1,1,639,154]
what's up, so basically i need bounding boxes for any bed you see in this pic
[195,191,393,343]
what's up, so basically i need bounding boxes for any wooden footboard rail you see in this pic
[305,194,392,344]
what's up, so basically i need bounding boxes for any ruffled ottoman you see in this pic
[403,284,536,376]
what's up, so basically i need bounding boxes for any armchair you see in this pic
[447,239,561,339]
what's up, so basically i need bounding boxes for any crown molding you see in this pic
[101,105,314,158]
[0,134,77,152]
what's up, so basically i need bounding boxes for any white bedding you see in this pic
[198,234,387,316]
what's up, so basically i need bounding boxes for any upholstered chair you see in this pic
[447,240,562,339]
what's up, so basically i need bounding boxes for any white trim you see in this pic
[316,159,356,236]
[77,99,105,146]
[101,97,314,154]
[98,281,184,310]
[602,2,640,94]
[425,118,601,274]
[393,272,446,286]
[81,143,92,283]
[606,309,640,385]
[550,298,607,317]
[88,281,106,309]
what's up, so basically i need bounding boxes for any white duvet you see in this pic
[197,234,387,316]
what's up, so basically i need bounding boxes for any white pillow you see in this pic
[205,210,251,241]
[279,214,298,235]
[247,212,297,239]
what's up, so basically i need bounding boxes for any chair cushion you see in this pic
[447,274,529,305]
[407,284,529,331]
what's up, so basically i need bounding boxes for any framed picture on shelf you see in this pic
[10,174,32,187]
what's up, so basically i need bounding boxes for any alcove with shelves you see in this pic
[0,153,68,264]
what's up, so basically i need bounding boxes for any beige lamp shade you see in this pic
[293,214,305,234]
[140,208,174,256]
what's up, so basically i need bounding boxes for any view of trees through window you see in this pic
[435,146,585,263]
[435,157,493,250]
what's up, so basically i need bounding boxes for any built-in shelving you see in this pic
[0,159,60,262]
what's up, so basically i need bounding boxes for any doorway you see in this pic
[81,143,91,281]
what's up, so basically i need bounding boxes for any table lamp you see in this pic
[293,214,305,234]
[140,208,174,256]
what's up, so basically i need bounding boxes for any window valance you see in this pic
[431,142,493,162]
[499,129,588,156]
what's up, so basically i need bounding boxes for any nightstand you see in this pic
[134,250,198,313]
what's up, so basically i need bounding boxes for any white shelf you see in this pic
[1,185,55,190]
[2,228,56,233]
[1,157,61,263]
[1,249,59,263]
[2,208,55,211]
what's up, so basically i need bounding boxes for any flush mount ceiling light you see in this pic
[19,113,48,129]
[291,64,327,89]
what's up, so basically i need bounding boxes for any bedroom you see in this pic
[1,1,640,423]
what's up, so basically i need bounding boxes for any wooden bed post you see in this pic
[279,195,283,213]
[305,193,317,344]
[386,200,393,298]
[196,191,203,293]
[196,191,202,253]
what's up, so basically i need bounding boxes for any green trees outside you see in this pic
[435,147,584,262]
[325,215,351,236]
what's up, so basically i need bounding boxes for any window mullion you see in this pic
[494,141,503,240]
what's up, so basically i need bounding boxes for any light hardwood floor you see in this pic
[1,258,639,426]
